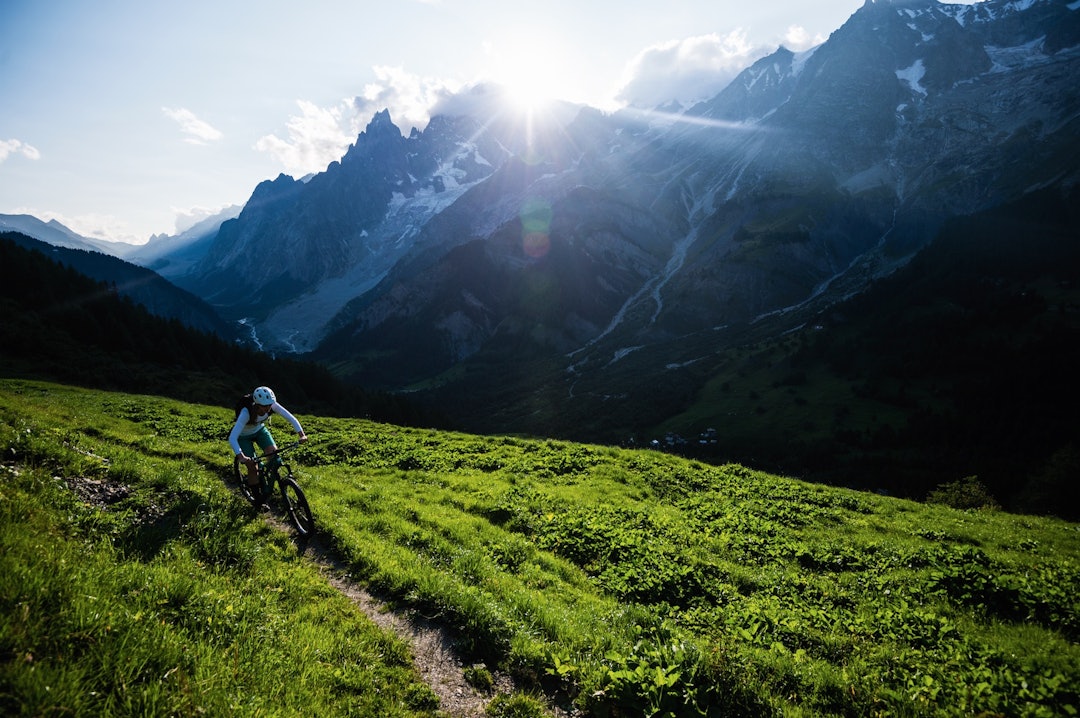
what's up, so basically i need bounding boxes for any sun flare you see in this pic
[488,36,567,113]
[501,68,561,114]
[498,67,561,115]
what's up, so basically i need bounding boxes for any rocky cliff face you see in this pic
[174,0,1078,430]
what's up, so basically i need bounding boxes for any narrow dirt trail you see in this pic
[286,525,520,718]
[63,469,569,716]
[323,570,514,717]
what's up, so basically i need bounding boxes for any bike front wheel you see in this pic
[234,455,261,505]
[280,476,314,536]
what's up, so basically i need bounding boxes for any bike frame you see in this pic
[254,441,302,494]
[234,440,314,536]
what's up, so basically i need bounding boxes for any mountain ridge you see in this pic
[171,0,1078,384]
[0,230,240,340]
[7,0,1079,505]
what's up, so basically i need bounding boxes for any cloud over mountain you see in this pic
[614,25,825,109]
[352,65,461,133]
[0,139,41,163]
[162,107,223,145]
[614,30,769,108]
[254,100,357,177]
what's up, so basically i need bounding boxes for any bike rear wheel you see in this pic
[280,475,314,536]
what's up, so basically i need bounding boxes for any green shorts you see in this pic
[238,426,275,458]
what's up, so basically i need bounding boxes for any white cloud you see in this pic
[249,27,823,181]
[783,25,827,52]
[614,30,772,109]
[352,65,461,133]
[170,204,240,234]
[254,100,356,177]
[427,82,511,119]
[253,63,460,178]
[0,138,41,163]
[162,107,223,145]
[254,67,465,179]
[25,208,144,244]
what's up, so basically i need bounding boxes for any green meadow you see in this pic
[2,378,1078,717]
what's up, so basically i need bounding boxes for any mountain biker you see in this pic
[229,386,308,493]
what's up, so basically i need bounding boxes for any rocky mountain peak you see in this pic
[859,0,934,9]
[164,0,1077,411]
[247,173,302,206]
[364,108,400,137]
[688,45,799,122]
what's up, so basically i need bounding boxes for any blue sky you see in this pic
[0,0,978,244]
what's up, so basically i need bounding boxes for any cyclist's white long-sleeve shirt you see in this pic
[228,402,304,456]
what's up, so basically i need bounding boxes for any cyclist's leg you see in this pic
[252,428,277,495]
[238,435,259,486]
[259,428,281,467]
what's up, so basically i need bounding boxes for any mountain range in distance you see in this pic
[5,0,1079,514]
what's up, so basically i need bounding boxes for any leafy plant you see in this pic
[926,475,1001,511]
[485,691,547,718]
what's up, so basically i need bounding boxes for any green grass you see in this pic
[658,335,913,448]
[2,378,1079,717]
[0,382,439,717]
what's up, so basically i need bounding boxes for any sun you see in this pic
[486,36,567,113]
[503,80,556,114]
[500,67,560,114]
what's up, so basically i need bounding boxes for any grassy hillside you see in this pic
[2,379,1078,716]
[0,380,441,717]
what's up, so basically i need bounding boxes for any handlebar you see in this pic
[257,440,305,461]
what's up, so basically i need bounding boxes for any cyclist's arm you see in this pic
[228,409,248,456]
[272,403,305,436]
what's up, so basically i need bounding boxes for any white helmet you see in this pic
[252,386,276,406]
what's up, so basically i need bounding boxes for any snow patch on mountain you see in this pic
[1005,0,1041,13]
[649,185,719,323]
[984,37,1049,72]
[607,346,644,367]
[896,60,928,95]
[906,23,935,43]
[260,165,485,352]
[790,46,819,78]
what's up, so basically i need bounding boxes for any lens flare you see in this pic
[520,198,553,258]
[522,231,551,258]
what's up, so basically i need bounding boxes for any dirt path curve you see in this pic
[276,517,560,718]
[321,569,511,717]
[63,470,567,717]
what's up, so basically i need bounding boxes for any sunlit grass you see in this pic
[2,378,1079,716]
[0,386,440,717]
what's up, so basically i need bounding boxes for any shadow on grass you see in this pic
[116,480,269,572]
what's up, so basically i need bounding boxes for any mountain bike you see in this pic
[233,441,315,537]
